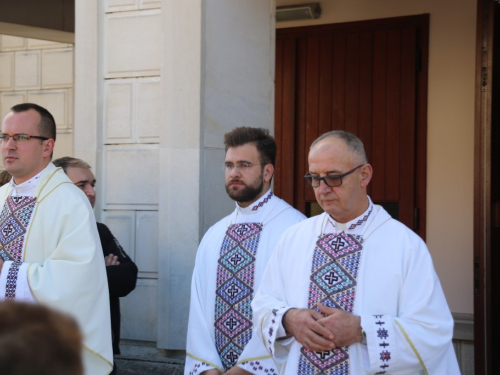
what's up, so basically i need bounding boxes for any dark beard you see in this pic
[225,178,264,204]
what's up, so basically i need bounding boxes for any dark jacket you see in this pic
[97,222,138,355]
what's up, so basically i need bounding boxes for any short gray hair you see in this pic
[310,130,368,163]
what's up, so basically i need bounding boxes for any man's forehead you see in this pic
[2,110,40,131]
[66,167,95,182]
[225,143,260,159]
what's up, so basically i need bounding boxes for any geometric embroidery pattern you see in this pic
[298,232,364,375]
[214,222,263,371]
[0,196,37,300]
[348,206,372,230]
[374,314,391,374]
[251,192,273,211]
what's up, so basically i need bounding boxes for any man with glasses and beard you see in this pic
[251,130,459,375]
[185,127,305,375]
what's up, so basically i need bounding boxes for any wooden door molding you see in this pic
[474,1,494,373]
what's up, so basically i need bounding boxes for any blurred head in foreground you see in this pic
[0,301,84,375]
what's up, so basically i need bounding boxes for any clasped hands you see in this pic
[283,304,363,352]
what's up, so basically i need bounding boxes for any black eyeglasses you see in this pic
[222,162,267,173]
[0,133,49,143]
[304,164,364,188]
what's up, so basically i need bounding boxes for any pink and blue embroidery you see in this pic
[251,192,273,211]
[214,223,263,370]
[0,196,37,300]
[297,232,364,374]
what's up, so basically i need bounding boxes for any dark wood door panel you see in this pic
[275,15,428,238]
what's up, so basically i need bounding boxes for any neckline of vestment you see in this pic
[319,195,374,238]
[228,190,287,228]
[9,167,46,197]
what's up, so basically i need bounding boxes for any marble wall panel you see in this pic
[140,0,161,9]
[120,278,158,341]
[106,0,138,12]
[28,39,69,50]
[0,92,26,122]
[27,89,68,128]
[0,53,14,91]
[53,131,74,160]
[105,80,133,141]
[102,210,136,261]
[42,48,74,89]
[105,146,159,205]
[15,51,40,90]
[135,211,159,274]
[106,10,161,78]
[0,36,26,51]
[136,78,160,141]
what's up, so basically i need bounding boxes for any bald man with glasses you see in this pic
[252,130,460,375]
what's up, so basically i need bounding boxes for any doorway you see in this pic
[274,15,429,238]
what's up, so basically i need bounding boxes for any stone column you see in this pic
[158,0,275,349]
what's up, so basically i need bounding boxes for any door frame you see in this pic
[474,0,494,373]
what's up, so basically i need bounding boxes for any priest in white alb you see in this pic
[185,127,305,375]
[252,130,460,374]
[0,103,113,375]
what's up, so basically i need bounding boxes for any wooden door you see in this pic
[274,15,429,238]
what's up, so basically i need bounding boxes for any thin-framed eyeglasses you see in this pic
[222,161,267,173]
[304,164,364,188]
[0,133,49,144]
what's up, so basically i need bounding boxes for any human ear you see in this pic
[42,139,55,158]
[264,164,274,183]
[360,164,373,188]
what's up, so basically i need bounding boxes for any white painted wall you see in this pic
[276,0,476,315]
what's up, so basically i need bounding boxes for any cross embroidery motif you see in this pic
[0,196,37,300]
[214,222,263,371]
[298,232,364,374]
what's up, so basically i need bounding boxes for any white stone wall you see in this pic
[100,0,162,342]
[0,35,74,161]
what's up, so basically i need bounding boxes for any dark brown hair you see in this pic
[224,127,277,166]
[0,301,83,375]
[10,103,56,141]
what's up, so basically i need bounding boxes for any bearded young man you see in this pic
[185,127,305,375]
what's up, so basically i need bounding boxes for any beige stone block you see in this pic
[106,10,161,78]
[136,78,160,141]
[27,90,68,128]
[140,0,161,9]
[106,0,138,12]
[120,278,157,341]
[15,51,40,90]
[0,53,14,91]
[0,92,26,121]
[105,146,159,205]
[105,81,133,141]
[102,211,136,261]
[52,130,73,160]
[68,88,74,127]
[1,35,26,51]
[135,211,158,273]
[42,48,74,89]
[28,38,67,50]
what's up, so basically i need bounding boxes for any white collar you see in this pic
[325,196,374,236]
[235,189,274,215]
[9,167,47,197]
